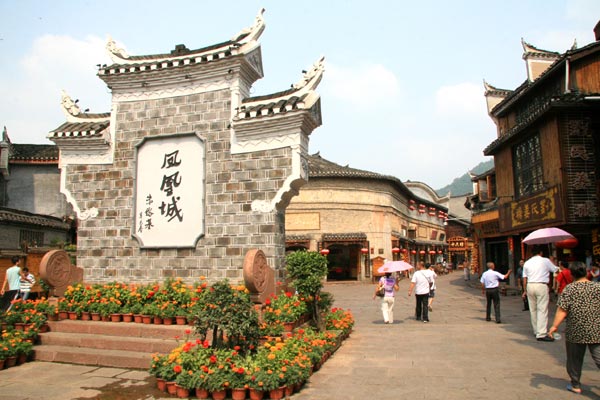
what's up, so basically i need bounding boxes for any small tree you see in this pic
[285,250,328,331]
[193,279,260,353]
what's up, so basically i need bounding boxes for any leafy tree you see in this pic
[285,250,329,331]
[193,279,260,353]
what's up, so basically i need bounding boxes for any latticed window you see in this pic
[513,134,544,198]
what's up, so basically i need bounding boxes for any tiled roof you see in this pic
[490,40,600,116]
[48,121,110,139]
[307,154,447,211]
[0,207,71,230]
[322,233,367,240]
[120,39,245,62]
[484,91,600,155]
[10,144,58,162]
[236,93,310,120]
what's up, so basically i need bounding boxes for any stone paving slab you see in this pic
[0,274,598,400]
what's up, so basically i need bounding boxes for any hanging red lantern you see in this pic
[409,205,415,211]
[402,248,408,253]
[419,250,426,255]
[320,249,330,255]
[411,250,417,254]
[360,247,369,254]
[392,247,400,254]
[437,250,443,254]
[555,237,578,249]
[429,250,436,254]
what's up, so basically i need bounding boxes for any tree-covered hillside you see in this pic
[436,159,494,197]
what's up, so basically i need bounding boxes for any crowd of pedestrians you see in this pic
[373,249,599,396]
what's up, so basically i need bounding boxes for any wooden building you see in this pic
[478,21,600,272]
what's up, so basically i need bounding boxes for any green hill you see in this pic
[436,159,494,197]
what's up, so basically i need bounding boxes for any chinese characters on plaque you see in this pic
[134,133,205,248]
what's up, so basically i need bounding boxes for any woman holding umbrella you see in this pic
[373,272,400,324]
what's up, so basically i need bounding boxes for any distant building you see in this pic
[0,127,73,251]
[286,154,448,281]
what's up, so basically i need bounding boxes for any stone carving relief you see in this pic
[39,250,84,297]
[243,248,275,304]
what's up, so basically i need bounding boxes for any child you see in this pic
[19,267,36,301]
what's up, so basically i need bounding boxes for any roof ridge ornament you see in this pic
[232,8,266,44]
[61,90,82,117]
[292,56,325,91]
[106,35,130,63]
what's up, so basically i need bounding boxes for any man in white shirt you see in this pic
[522,245,559,342]
[480,262,511,323]
[408,262,435,323]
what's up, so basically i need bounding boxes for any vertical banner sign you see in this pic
[134,133,205,248]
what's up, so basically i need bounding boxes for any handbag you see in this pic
[376,285,385,297]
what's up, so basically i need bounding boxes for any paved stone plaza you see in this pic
[0,273,598,400]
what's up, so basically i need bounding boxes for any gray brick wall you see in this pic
[65,89,290,285]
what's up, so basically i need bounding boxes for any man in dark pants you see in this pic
[480,261,511,323]
[408,262,434,323]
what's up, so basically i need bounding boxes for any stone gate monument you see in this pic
[48,9,324,284]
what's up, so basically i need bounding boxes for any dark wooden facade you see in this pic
[479,31,600,271]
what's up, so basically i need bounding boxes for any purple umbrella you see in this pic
[522,227,575,245]
[377,260,414,273]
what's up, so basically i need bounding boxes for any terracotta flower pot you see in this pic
[163,317,174,325]
[231,388,246,400]
[285,385,294,396]
[142,315,152,324]
[110,314,122,322]
[122,313,134,323]
[156,378,167,392]
[176,316,187,325]
[268,387,285,400]
[248,388,264,400]
[153,316,163,325]
[5,356,17,368]
[58,311,68,320]
[195,387,210,399]
[133,314,143,323]
[91,313,101,321]
[176,384,190,398]
[68,312,78,320]
[210,389,227,400]
[80,311,91,321]
[166,381,177,395]
[0,358,5,370]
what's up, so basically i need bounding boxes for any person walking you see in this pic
[522,245,559,342]
[1,256,22,312]
[480,261,511,323]
[463,261,471,281]
[372,272,399,324]
[427,264,438,312]
[548,261,600,395]
[19,267,36,301]
[553,260,573,300]
[408,262,433,323]
[517,259,529,311]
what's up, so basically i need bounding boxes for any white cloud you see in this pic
[434,82,486,117]
[0,34,111,143]
[322,62,400,109]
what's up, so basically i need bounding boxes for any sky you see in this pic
[1,1,600,189]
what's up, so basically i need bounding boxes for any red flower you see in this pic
[173,365,182,373]
[285,292,292,298]
[209,355,217,364]
[265,298,271,305]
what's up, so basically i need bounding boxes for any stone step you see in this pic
[32,319,200,369]
[33,344,153,370]
[46,319,194,339]
[38,331,179,354]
